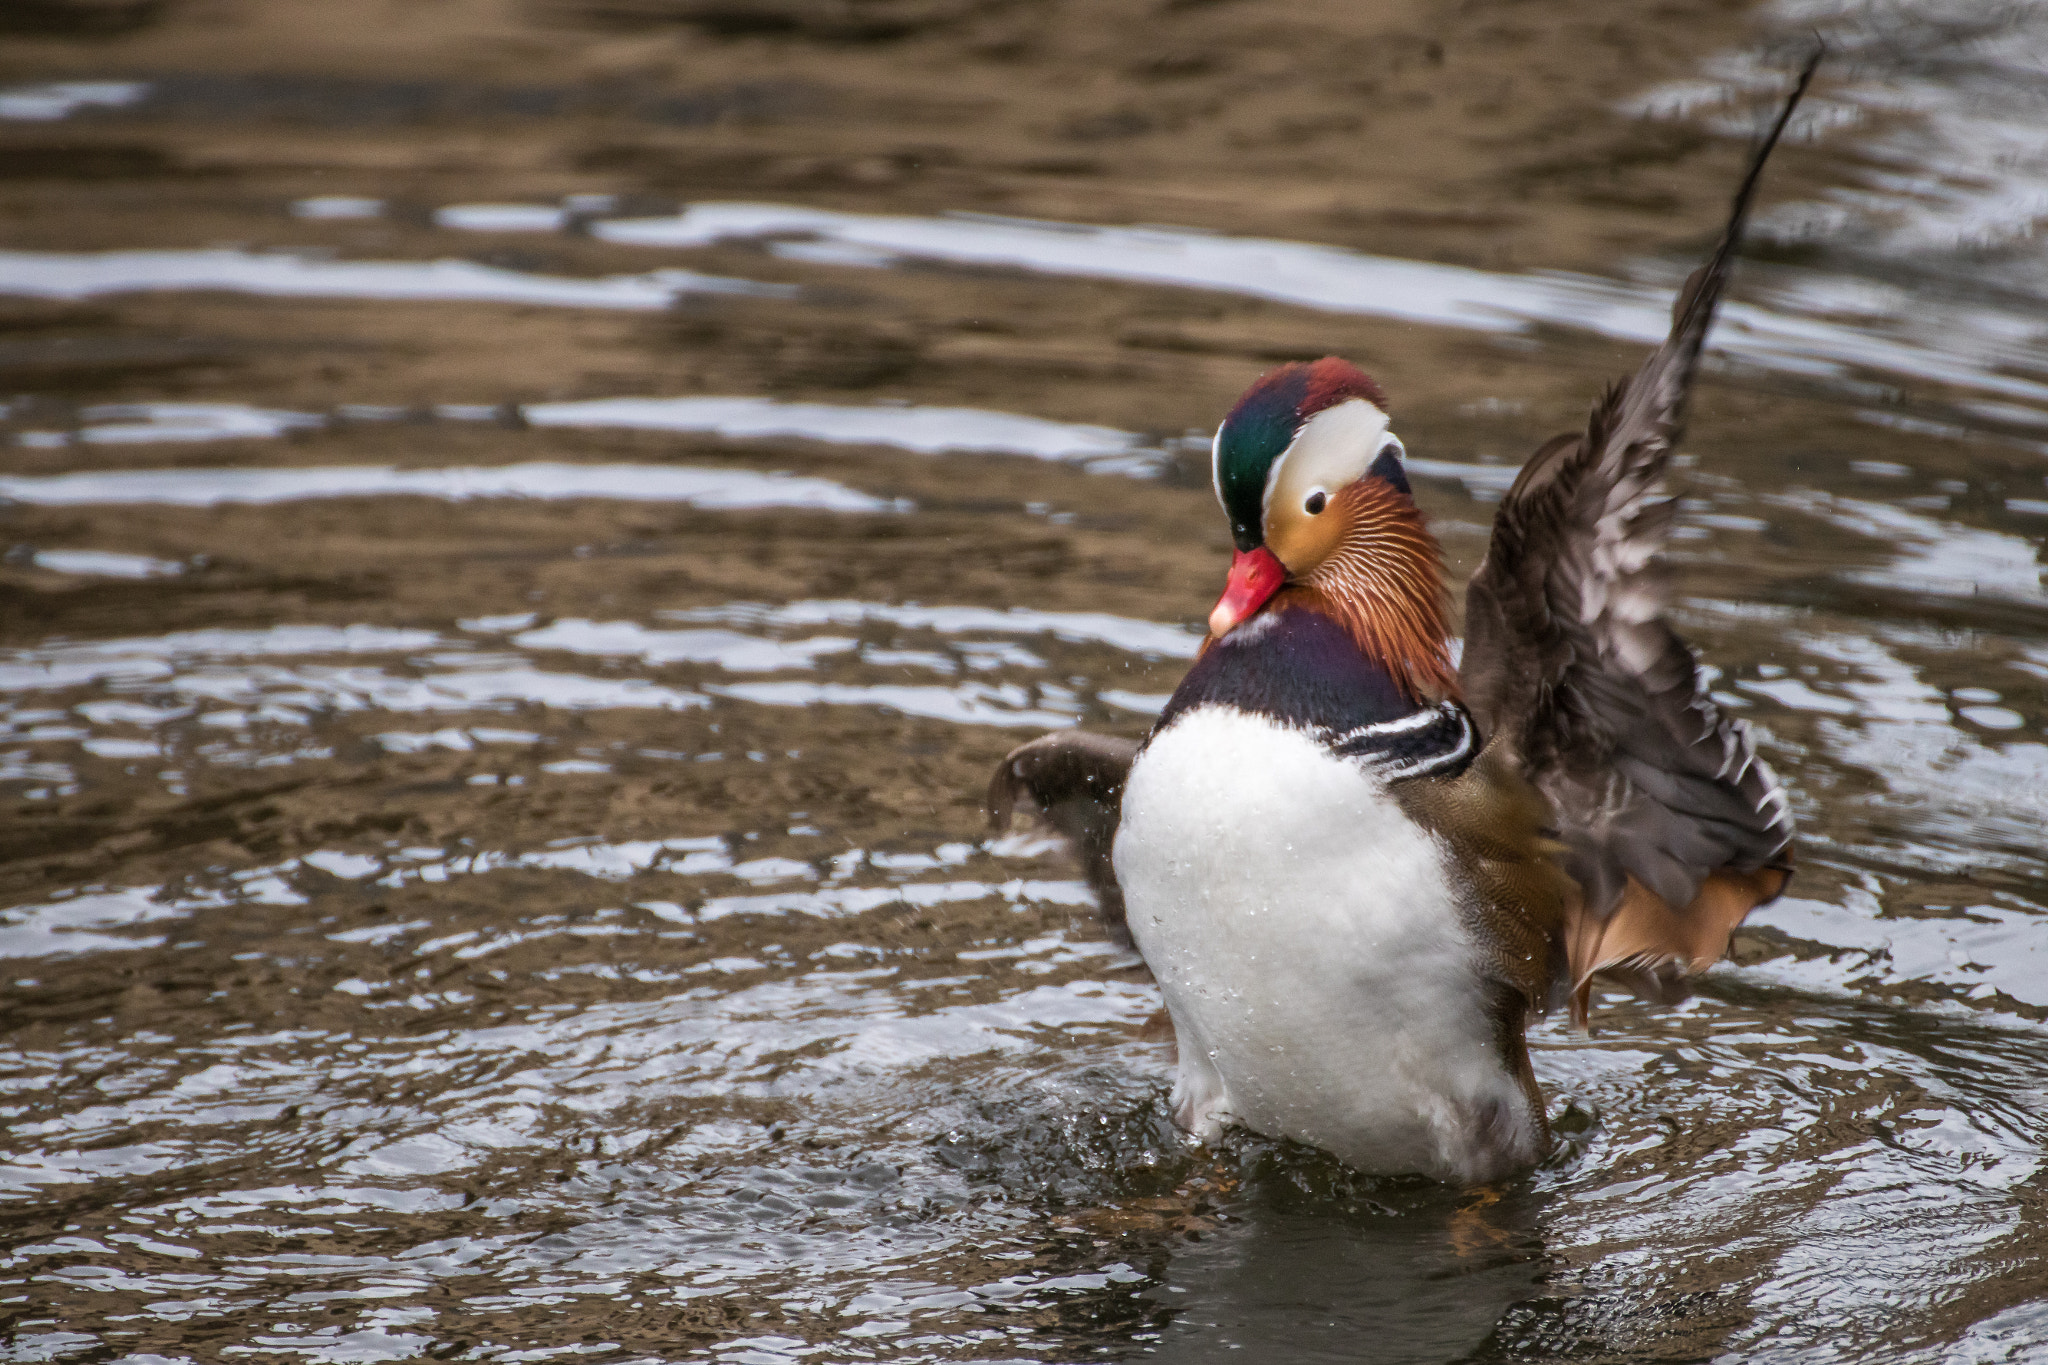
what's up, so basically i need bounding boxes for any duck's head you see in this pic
[1207,357,1454,696]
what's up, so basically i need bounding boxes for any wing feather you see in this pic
[986,731,1139,946]
[1460,53,1818,1017]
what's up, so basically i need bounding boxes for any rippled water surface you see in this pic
[4,1,2048,1361]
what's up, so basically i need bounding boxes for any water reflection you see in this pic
[589,201,2048,417]
[290,195,383,221]
[12,395,1163,471]
[51,402,325,445]
[0,246,786,309]
[4,0,2048,1360]
[1769,488,2046,603]
[0,80,146,121]
[0,463,893,511]
[27,549,183,579]
[1140,1193,1542,1364]
[0,598,1209,817]
[1631,9,2048,283]
[525,396,1155,467]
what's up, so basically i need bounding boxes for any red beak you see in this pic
[1208,546,1286,638]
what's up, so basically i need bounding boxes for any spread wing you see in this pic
[986,731,1139,947]
[1459,53,1816,1022]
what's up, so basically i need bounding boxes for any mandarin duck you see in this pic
[986,62,1815,1184]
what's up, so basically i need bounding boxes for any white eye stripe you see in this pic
[1210,422,1227,509]
[1261,398,1392,526]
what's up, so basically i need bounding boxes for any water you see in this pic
[3,1,2047,1360]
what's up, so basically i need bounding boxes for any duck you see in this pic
[986,58,1815,1185]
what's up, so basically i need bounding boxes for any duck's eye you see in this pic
[1304,490,1328,515]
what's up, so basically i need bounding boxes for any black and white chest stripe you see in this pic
[1320,701,1477,782]
[1154,609,1478,782]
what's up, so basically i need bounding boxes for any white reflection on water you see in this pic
[1099,688,1169,715]
[707,680,1079,728]
[2,642,707,721]
[28,549,182,579]
[292,195,383,220]
[1759,892,2048,1007]
[0,957,1161,1228]
[594,202,1565,328]
[0,889,190,958]
[8,387,1187,473]
[1816,697,2048,862]
[694,878,1097,924]
[180,664,710,718]
[6,810,2048,1362]
[0,81,147,121]
[524,395,1149,465]
[0,248,788,310]
[0,594,1195,789]
[6,395,1515,493]
[667,599,1204,658]
[0,463,894,513]
[68,402,325,445]
[1529,1005,2048,1361]
[1745,619,2048,815]
[593,202,2048,413]
[0,624,440,692]
[1629,19,2048,270]
[0,828,1101,963]
[1769,488,2046,602]
[515,619,859,672]
[432,203,570,233]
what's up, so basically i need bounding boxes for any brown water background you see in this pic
[4,1,2048,1361]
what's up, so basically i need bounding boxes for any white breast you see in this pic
[1113,705,1539,1184]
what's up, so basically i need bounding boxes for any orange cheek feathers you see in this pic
[1208,547,1286,638]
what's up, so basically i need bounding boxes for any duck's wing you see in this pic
[986,731,1140,947]
[1459,53,1816,1023]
